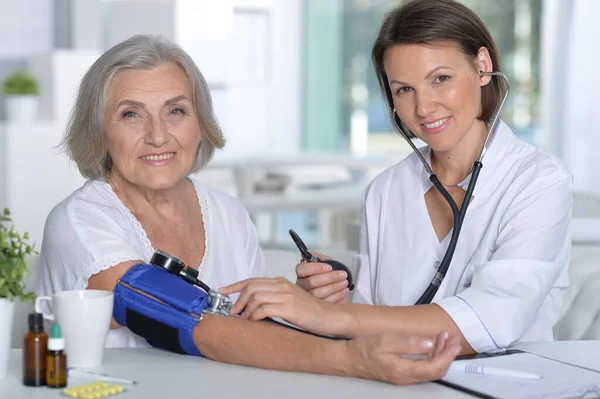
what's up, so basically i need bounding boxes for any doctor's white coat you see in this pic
[354,121,573,353]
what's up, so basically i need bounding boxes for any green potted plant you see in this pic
[0,208,36,381]
[2,71,39,122]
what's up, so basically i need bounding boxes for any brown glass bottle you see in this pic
[46,350,67,388]
[46,322,67,388]
[23,313,48,386]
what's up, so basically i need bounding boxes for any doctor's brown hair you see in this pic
[372,0,507,137]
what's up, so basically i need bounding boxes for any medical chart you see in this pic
[441,352,600,399]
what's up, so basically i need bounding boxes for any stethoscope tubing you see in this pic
[392,71,510,305]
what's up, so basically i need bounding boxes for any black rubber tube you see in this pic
[414,161,483,305]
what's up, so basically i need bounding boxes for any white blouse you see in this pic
[353,121,573,353]
[36,178,265,348]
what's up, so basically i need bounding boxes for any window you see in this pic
[304,0,543,152]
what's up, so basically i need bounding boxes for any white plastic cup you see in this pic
[35,290,113,368]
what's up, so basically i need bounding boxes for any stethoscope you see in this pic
[393,71,511,305]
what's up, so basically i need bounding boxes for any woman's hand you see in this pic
[347,331,460,385]
[295,251,350,304]
[220,277,349,337]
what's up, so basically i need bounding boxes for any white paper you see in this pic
[442,353,600,399]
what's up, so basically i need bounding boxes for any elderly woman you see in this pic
[36,33,262,348]
[36,34,459,385]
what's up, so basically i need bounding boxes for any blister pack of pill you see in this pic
[62,381,125,398]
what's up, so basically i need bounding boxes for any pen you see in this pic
[449,362,542,380]
[67,368,137,385]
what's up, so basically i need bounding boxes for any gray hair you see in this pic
[62,34,225,180]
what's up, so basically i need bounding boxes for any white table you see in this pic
[2,341,599,399]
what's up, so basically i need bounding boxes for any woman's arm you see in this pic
[87,257,460,384]
[335,302,475,354]
[194,314,460,385]
[222,278,474,354]
[87,260,142,329]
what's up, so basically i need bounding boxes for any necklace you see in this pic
[440,180,463,188]
[431,160,468,188]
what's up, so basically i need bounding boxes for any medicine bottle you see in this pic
[23,312,48,386]
[46,323,67,388]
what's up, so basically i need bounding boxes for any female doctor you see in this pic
[222,0,573,355]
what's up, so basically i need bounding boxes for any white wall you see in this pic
[30,51,101,122]
[561,0,600,194]
[542,0,600,194]
[0,0,53,58]
[0,123,86,248]
[103,0,303,160]
[216,0,304,158]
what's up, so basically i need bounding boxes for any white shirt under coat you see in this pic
[353,121,573,353]
[36,178,265,348]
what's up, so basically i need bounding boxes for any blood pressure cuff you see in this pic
[113,264,208,356]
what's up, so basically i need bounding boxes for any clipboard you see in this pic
[436,349,600,399]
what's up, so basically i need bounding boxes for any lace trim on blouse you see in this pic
[101,179,210,278]
[78,251,143,289]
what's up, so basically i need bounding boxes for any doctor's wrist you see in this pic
[323,303,359,338]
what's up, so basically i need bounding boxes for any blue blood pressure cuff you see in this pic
[113,264,208,356]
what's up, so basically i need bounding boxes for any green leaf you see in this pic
[0,207,35,300]
[2,71,39,96]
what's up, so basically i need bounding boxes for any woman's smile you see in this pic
[421,117,451,135]
[139,151,177,166]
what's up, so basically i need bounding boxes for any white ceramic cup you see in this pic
[35,290,113,368]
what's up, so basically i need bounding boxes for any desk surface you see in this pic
[2,341,599,399]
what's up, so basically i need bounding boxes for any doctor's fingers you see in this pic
[322,287,351,304]
[221,277,289,295]
[229,278,293,315]
[239,291,288,320]
[239,289,321,323]
[308,278,349,301]
[220,277,266,295]
[295,261,334,279]
[297,269,348,292]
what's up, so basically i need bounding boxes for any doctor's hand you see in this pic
[348,331,461,386]
[295,251,350,304]
[220,277,345,337]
